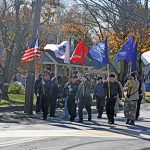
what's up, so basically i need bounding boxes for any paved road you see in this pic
[0,104,150,150]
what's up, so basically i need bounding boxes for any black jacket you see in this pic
[63,82,79,98]
[104,81,122,99]
[38,80,52,97]
[51,81,59,99]
[34,77,42,95]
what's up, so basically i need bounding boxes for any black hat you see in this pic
[130,72,136,78]
[73,75,78,78]
[109,73,115,78]
[97,76,103,80]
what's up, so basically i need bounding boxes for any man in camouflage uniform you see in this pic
[124,72,139,125]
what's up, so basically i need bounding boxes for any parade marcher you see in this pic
[50,77,59,117]
[63,75,79,121]
[136,76,145,120]
[76,76,92,123]
[104,74,122,124]
[50,72,55,80]
[114,76,123,117]
[34,74,42,113]
[124,72,139,125]
[63,77,71,118]
[38,72,52,120]
[94,76,106,119]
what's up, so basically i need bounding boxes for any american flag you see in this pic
[21,39,41,63]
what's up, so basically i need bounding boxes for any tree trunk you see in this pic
[2,86,9,100]
[24,0,42,114]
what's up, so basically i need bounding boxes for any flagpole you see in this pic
[130,61,132,74]
[107,64,110,98]
[128,61,132,74]
[83,34,86,76]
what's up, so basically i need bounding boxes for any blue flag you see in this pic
[132,42,138,72]
[115,36,134,61]
[89,39,108,64]
[86,52,106,69]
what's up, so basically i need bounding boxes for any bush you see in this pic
[8,82,25,94]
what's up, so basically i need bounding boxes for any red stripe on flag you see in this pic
[21,47,41,63]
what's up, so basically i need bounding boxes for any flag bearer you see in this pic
[104,74,122,124]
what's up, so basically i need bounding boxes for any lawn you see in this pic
[0,92,149,107]
[0,94,36,106]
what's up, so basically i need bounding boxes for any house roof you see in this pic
[42,50,93,67]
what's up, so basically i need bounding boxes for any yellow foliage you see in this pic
[60,23,88,39]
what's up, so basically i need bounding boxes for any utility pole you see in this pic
[24,0,42,114]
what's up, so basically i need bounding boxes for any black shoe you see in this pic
[129,120,135,125]
[50,115,57,117]
[97,115,102,119]
[126,119,130,124]
[70,118,74,122]
[109,121,114,124]
[108,120,111,124]
[88,116,91,121]
[43,117,47,120]
[108,120,114,124]
[78,120,83,123]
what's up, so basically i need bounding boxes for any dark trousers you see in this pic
[96,96,105,117]
[50,97,57,117]
[41,95,50,119]
[36,96,41,113]
[78,97,91,121]
[106,98,116,123]
[136,95,143,119]
[67,97,77,121]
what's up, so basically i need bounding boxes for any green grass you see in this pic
[0,94,36,106]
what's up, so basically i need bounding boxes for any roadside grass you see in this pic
[0,92,149,107]
[0,94,36,106]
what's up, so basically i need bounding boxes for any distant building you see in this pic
[36,51,94,78]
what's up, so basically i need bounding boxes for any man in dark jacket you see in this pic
[94,76,106,119]
[63,76,79,122]
[38,73,52,120]
[34,74,42,113]
[104,74,122,124]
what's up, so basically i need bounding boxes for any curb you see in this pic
[0,105,35,113]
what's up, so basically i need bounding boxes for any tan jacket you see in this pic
[124,79,139,101]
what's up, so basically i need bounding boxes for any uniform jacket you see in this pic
[124,79,139,101]
[34,77,42,95]
[51,79,59,99]
[38,80,52,97]
[104,81,122,99]
[63,82,79,98]
[94,82,106,98]
[75,80,92,100]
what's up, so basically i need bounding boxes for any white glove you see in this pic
[42,80,46,85]
[75,99,78,104]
